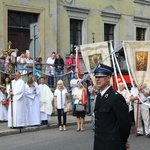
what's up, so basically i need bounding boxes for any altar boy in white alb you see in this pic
[8,72,27,127]
[25,74,40,126]
[0,85,8,121]
[38,76,53,126]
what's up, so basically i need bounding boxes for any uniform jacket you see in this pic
[94,86,131,150]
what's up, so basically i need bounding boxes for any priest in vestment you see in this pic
[8,72,27,127]
[25,74,40,126]
[38,76,53,126]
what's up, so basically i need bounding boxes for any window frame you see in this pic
[101,6,121,48]
[136,27,146,41]
[65,6,89,54]
[104,23,115,42]
[70,19,82,53]
[133,16,149,40]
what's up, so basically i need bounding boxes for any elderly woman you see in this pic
[73,81,86,131]
[54,80,69,131]
[117,82,132,111]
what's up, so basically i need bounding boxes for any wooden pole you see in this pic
[135,99,139,137]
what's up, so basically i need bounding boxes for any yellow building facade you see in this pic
[0,0,150,72]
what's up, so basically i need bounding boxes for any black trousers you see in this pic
[57,109,67,126]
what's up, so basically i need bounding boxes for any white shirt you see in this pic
[46,57,55,75]
[17,57,27,74]
[26,58,33,64]
[100,86,111,96]
[130,86,148,102]
[54,89,67,109]
[17,57,26,63]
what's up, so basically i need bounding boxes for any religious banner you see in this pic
[80,42,111,83]
[124,41,150,89]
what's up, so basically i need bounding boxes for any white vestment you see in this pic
[25,82,40,126]
[8,79,27,127]
[117,89,133,111]
[38,84,53,120]
[0,91,8,121]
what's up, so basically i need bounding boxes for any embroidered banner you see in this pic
[124,41,150,89]
[80,42,111,83]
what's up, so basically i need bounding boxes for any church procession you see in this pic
[1,0,150,150]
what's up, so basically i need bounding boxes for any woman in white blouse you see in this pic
[54,80,68,131]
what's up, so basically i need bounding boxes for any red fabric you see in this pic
[82,88,87,105]
[75,47,81,73]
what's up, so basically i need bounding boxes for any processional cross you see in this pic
[2,41,18,128]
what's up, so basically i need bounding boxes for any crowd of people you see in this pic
[0,51,76,88]
[0,73,54,128]
[0,72,89,131]
[1,51,150,149]
[0,51,88,131]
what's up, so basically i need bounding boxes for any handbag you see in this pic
[64,102,72,113]
[2,101,8,105]
[75,103,85,112]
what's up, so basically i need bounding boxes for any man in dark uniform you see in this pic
[93,64,131,150]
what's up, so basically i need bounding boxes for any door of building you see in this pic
[8,10,38,55]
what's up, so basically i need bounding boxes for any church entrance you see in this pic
[8,10,38,55]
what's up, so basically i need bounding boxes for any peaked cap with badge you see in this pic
[94,64,114,77]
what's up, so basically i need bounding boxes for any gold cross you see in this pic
[2,41,18,55]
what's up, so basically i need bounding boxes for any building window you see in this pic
[70,19,82,53]
[104,24,115,41]
[136,28,146,41]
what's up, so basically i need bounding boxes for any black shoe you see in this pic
[146,134,150,138]
[41,121,44,126]
[137,133,143,136]
[47,123,50,127]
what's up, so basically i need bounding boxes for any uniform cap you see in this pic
[94,64,114,77]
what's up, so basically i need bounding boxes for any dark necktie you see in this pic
[95,92,101,108]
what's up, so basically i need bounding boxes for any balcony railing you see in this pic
[0,59,76,90]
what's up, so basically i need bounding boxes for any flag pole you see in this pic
[75,45,80,78]
[75,46,78,73]
[135,98,139,137]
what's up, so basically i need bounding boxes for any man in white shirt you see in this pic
[17,52,27,81]
[130,80,150,138]
[46,52,56,88]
